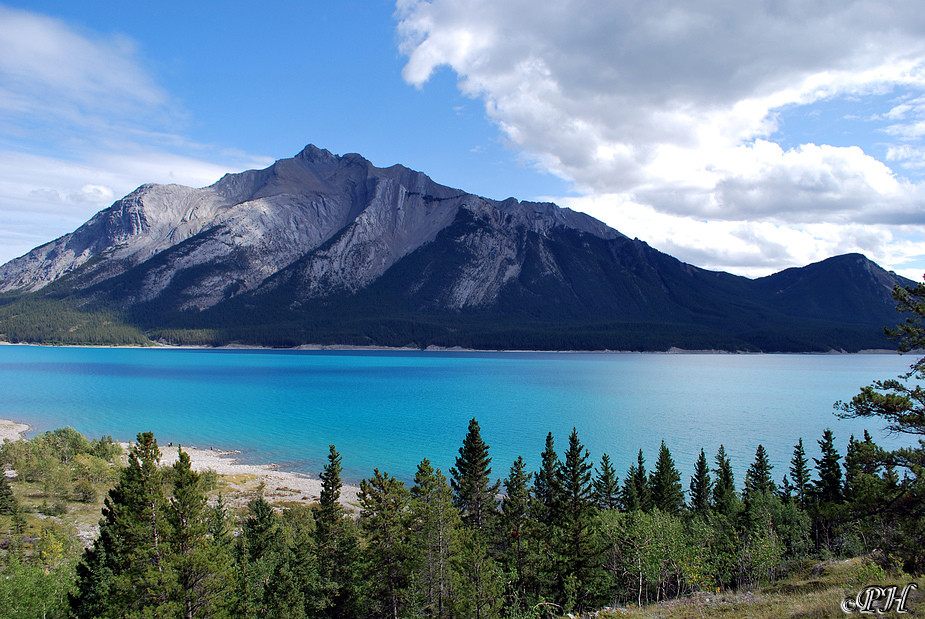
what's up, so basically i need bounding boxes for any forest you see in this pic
[0,281,922,618]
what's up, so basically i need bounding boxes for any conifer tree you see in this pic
[360,468,413,619]
[620,464,641,512]
[533,432,561,525]
[498,456,533,606]
[744,444,775,500]
[689,448,712,516]
[554,428,599,612]
[814,429,843,505]
[450,418,500,531]
[631,449,652,512]
[712,444,737,517]
[71,432,175,618]
[314,444,360,618]
[789,438,811,508]
[591,453,620,510]
[168,447,232,619]
[410,459,460,618]
[650,440,683,514]
[0,472,16,515]
[234,493,290,617]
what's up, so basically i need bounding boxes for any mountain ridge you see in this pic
[0,144,914,351]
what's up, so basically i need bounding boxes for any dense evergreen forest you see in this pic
[0,280,923,618]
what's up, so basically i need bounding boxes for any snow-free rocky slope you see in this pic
[0,145,913,351]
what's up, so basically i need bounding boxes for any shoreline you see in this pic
[0,417,359,508]
[0,340,903,355]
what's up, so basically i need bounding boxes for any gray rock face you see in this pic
[0,145,622,310]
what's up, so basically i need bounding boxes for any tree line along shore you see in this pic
[0,411,922,618]
[0,278,923,618]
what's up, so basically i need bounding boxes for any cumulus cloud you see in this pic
[397,0,925,275]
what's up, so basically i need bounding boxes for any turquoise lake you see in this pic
[0,346,916,486]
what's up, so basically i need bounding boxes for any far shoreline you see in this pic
[0,340,903,355]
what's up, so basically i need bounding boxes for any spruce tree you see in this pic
[168,447,232,619]
[499,456,533,606]
[814,429,843,505]
[409,459,460,619]
[632,449,652,512]
[234,494,283,616]
[620,464,641,512]
[789,438,811,508]
[359,469,413,619]
[712,444,737,517]
[591,453,620,510]
[533,432,561,525]
[689,448,712,516]
[450,418,500,531]
[650,440,684,514]
[71,432,175,618]
[314,444,360,618]
[554,428,599,612]
[744,444,775,500]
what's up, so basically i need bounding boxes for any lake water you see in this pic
[0,345,916,486]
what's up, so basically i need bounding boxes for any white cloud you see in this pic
[0,5,270,265]
[397,0,925,274]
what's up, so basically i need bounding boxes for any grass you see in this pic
[595,559,924,618]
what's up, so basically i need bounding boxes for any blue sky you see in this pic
[1,1,924,279]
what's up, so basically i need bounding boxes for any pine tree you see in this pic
[591,453,620,510]
[234,494,284,617]
[712,444,737,517]
[168,447,232,619]
[650,440,684,514]
[360,469,412,619]
[789,438,811,508]
[450,418,500,531]
[498,456,533,606]
[632,449,652,512]
[554,428,599,612]
[689,448,712,516]
[744,444,775,500]
[533,432,561,525]
[70,432,175,618]
[620,464,641,512]
[314,444,360,618]
[410,459,460,618]
[814,429,843,505]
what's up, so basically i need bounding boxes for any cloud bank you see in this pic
[397,0,925,277]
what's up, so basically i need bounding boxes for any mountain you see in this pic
[0,145,914,351]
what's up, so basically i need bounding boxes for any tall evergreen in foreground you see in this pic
[168,447,232,618]
[450,419,500,532]
[591,453,620,510]
[409,459,460,618]
[712,444,737,517]
[315,444,361,618]
[71,432,174,618]
[499,456,533,607]
[650,441,683,515]
[744,444,775,500]
[554,428,599,612]
[689,448,712,516]
[789,438,811,508]
[533,432,561,525]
